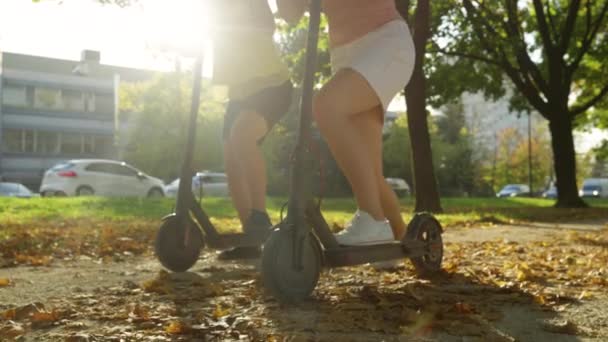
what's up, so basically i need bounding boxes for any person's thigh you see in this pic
[228,110,268,147]
[314,68,382,121]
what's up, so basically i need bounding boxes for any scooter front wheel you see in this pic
[405,213,443,277]
[155,215,204,272]
[261,227,322,303]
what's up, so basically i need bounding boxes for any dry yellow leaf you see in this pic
[213,304,230,319]
[578,291,592,300]
[165,320,190,334]
[0,278,11,286]
[31,310,59,323]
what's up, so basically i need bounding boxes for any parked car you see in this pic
[542,185,558,199]
[165,171,229,198]
[579,178,608,198]
[385,177,410,197]
[40,159,165,197]
[0,182,34,198]
[497,184,530,198]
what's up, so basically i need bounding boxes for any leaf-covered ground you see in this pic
[1,218,607,341]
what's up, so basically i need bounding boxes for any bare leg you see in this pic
[313,68,385,220]
[352,111,407,239]
[225,111,268,226]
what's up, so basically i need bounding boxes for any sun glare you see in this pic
[142,0,210,57]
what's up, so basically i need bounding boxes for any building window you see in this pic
[2,85,28,107]
[2,129,23,152]
[34,87,63,110]
[61,132,82,154]
[37,131,60,154]
[84,93,96,112]
[24,130,35,153]
[94,135,113,155]
[83,135,95,154]
[62,89,85,112]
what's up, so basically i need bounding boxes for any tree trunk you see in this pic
[548,114,587,208]
[403,0,443,213]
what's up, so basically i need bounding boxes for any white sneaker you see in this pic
[336,210,400,270]
[336,210,394,245]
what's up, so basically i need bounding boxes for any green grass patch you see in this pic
[1,196,607,230]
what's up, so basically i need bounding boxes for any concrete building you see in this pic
[0,50,155,189]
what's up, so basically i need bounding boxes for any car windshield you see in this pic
[583,185,601,191]
[503,185,521,191]
[0,183,20,194]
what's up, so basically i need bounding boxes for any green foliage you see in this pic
[432,0,608,117]
[119,72,226,181]
[275,14,332,85]
[491,125,553,192]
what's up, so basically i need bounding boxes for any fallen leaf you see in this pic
[0,278,10,287]
[213,304,230,320]
[165,320,190,334]
[0,321,25,339]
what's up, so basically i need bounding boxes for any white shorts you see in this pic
[330,20,415,112]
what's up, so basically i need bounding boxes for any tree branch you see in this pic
[571,83,608,116]
[463,0,549,116]
[560,0,581,54]
[433,46,505,68]
[545,1,560,40]
[532,0,555,52]
[567,1,608,77]
[504,0,550,97]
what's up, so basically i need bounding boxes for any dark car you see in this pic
[0,182,34,198]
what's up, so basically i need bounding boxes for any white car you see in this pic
[385,177,410,197]
[497,184,530,198]
[40,159,165,198]
[0,182,34,198]
[165,171,229,198]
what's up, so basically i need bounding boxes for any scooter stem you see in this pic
[176,56,204,217]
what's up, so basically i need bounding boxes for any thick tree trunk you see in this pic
[548,114,587,208]
[402,0,443,213]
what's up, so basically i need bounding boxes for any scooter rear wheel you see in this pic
[261,227,322,303]
[155,215,204,272]
[405,213,443,276]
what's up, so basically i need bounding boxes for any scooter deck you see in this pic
[323,239,428,268]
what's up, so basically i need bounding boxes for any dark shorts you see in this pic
[223,80,293,144]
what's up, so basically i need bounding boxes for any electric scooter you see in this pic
[260,0,444,302]
[154,57,271,272]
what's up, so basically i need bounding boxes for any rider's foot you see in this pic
[335,210,400,270]
[217,210,272,260]
[244,210,272,236]
[335,210,394,245]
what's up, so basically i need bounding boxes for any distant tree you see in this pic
[434,0,608,207]
[119,72,225,181]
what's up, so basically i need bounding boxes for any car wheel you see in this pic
[76,186,94,196]
[147,188,164,198]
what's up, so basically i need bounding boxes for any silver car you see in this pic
[165,171,229,198]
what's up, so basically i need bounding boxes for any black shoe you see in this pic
[217,210,271,261]
[217,246,261,260]
[244,210,272,236]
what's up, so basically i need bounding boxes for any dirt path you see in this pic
[1,221,607,341]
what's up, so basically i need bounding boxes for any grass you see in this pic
[1,196,607,231]
[1,196,606,266]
